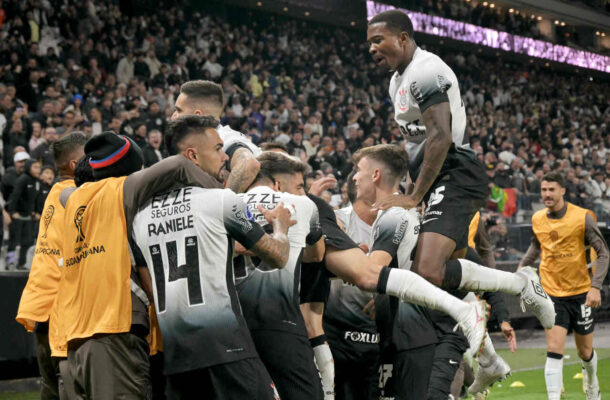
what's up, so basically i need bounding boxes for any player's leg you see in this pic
[165,368,212,400]
[58,358,79,400]
[393,344,436,399]
[572,293,599,399]
[545,325,568,400]
[34,326,60,400]
[325,246,488,357]
[251,330,323,400]
[427,332,467,400]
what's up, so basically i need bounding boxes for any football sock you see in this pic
[311,337,334,399]
[582,349,598,387]
[545,352,563,400]
[455,259,525,295]
[383,267,471,322]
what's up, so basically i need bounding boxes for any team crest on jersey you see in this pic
[74,206,87,243]
[42,205,55,239]
[549,230,559,241]
[396,88,409,112]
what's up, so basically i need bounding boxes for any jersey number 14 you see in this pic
[148,236,204,312]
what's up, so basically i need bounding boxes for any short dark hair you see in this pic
[353,144,409,185]
[256,152,310,183]
[260,142,289,153]
[52,131,87,168]
[368,9,415,38]
[542,172,565,187]
[167,115,219,155]
[74,156,95,187]
[179,80,224,109]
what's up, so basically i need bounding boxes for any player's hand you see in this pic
[372,193,418,211]
[585,287,602,308]
[363,298,376,320]
[257,203,296,230]
[500,321,517,353]
[308,176,337,196]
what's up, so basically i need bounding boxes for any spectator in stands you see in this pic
[142,129,166,167]
[7,159,41,270]
[28,121,44,152]
[30,127,58,167]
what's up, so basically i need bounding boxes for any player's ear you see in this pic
[184,148,200,166]
[372,167,381,183]
[274,178,281,192]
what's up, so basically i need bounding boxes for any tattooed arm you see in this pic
[226,147,260,193]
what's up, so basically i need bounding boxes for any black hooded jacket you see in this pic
[8,159,41,217]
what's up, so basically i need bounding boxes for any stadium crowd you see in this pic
[0,0,609,269]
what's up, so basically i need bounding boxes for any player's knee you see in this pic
[577,345,593,361]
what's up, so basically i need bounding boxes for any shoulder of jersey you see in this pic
[532,207,547,221]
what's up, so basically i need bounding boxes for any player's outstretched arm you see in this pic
[518,236,541,269]
[226,147,260,193]
[585,213,609,307]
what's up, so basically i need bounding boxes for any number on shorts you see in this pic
[581,304,591,319]
[148,236,204,312]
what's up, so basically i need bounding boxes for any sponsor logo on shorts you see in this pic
[344,331,380,344]
[449,359,459,365]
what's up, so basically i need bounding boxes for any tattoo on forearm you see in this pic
[226,150,259,193]
[251,234,289,269]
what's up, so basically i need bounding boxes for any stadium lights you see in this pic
[366,1,610,73]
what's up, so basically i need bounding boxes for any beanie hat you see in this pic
[86,132,143,180]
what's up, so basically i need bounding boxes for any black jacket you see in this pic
[1,166,20,203]
[142,144,167,168]
[8,160,40,216]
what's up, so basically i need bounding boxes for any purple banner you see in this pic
[366,0,610,73]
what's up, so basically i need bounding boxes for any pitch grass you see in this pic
[469,348,610,399]
[0,349,608,399]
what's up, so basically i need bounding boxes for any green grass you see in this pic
[0,393,38,400]
[468,349,610,399]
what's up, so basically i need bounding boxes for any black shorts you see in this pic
[392,344,436,400]
[428,333,467,400]
[421,151,488,250]
[332,345,380,400]
[551,293,595,335]
[166,357,279,400]
[250,330,322,400]
[300,261,331,304]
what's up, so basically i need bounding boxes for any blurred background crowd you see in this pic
[0,0,608,269]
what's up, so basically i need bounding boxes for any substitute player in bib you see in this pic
[171,80,261,193]
[519,172,608,400]
[16,132,86,400]
[133,115,291,400]
[56,130,223,399]
[235,151,325,400]
[366,9,555,330]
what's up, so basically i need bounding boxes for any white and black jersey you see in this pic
[371,207,438,351]
[217,124,261,170]
[389,47,470,179]
[323,206,379,351]
[132,187,266,375]
[236,186,323,335]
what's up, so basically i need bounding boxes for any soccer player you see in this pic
[326,173,381,400]
[235,151,325,399]
[366,9,555,329]
[132,115,291,399]
[519,172,608,400]
[56,130,223,399]
[16,132,86,400]
[352,144,494,398]
[171,80,261,193]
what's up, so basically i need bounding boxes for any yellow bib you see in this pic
[56,177,133,344]
[532,203,592,297]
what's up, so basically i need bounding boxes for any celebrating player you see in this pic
[519,172,608,400]
[366,9,555,330]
